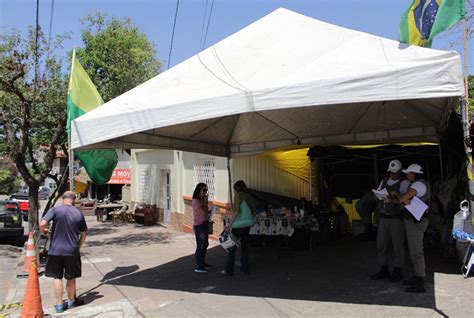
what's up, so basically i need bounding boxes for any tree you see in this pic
[0,27,69,230]
[1,12,161,232]
[76,12,161,102]
[0,168,21,194]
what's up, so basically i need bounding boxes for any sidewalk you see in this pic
[5,216,473,317]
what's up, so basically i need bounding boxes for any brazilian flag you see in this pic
[67,50,118,185]
[399,0,465,47]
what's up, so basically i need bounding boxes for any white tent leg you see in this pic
[309,158,312,201]
[227,156,233,206]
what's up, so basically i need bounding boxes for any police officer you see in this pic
[371,160,410,282]
[396,163,429,293]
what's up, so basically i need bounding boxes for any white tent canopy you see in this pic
[71,8,464,157]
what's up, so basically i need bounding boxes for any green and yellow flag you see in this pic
[67,50,118,185]
[399,0,465,47]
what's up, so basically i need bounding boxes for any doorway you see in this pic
[162,170,171,224]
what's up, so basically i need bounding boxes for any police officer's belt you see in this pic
[380,213,401,219]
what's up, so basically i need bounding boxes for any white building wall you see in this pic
[131,150,310,216]
[131,149,184,213]
[182,152,229,203]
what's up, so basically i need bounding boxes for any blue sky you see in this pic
[0,0,472,73]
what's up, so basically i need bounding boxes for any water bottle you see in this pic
[453,200,472,233]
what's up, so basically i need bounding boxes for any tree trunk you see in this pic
[28,182,40,234]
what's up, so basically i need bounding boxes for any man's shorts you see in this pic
[45,255,82,280]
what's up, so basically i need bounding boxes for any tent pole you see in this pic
[309,158,312,201]
[319,159,324,209]
[462,18,473,199]
[372,153,378,188]
[227,156,233,206]
[438,142,444,182]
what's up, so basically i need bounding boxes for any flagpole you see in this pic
[464,18,470,102]
[69,132,75,192]
[68,49,76,193]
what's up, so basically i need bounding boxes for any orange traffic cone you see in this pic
[20,232,36,276]
[20,258,44,317]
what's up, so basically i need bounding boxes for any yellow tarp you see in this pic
[256,142,436,182]
[257,148,312,181]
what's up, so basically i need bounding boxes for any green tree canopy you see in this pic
[76,12,161,102]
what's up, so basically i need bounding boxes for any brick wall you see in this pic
[170,212,184,232]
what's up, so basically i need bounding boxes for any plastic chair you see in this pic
[109,206,127,224]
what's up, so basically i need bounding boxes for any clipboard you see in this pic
[405,196,428,221]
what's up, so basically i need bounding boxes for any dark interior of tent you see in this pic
[242,112,470,252]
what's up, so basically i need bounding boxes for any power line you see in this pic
[47,0,55,61]
[202,0,214,50]
[35,0,40,83]
[199,0,209,50]
[48,0,55,49]
[167,0,180,70]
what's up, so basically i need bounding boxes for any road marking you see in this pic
[0,302,22,317]
[71,299,137,316]
[83,257,112,265]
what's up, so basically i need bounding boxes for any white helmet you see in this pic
[402,163,423,174]
[387,159,402,173]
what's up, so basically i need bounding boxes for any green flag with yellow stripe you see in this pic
[67,50,118,185]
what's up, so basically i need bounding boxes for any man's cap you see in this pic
[387,160,402,173]
[402,163,423,174]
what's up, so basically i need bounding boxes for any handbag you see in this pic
[219,230,239,251]
[207,221,214,235]
[232,200,255,229]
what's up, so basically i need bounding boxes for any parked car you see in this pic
[7,193,29,221]
[0,201,24,245]
[38,186,52,200]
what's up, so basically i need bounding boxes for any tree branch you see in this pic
[38,111,67,182]
[28,142,41,176]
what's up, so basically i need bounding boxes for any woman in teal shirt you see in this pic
[221,180,256,276]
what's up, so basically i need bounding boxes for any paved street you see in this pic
[1,215,473,317]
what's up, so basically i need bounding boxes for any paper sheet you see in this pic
[209,206,218,221]
[405,196,428,221]
[372,188,389,200]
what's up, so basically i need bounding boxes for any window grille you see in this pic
[139,166,151,203]
[194,158,216,201]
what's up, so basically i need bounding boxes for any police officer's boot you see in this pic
[371,265,389,280]
[402,275,416,286]
[389,267,402,283]
[404,276,425,293]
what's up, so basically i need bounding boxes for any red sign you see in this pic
[107,168,131,184]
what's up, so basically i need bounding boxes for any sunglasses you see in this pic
[202,188,208,192]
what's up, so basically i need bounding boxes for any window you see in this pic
[194,158,216,201]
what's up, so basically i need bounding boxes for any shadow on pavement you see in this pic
[86,227,118,237]
[86,232,172,248]
[80,291,104,305]
[104,236,460,314]
[101,265,140,282]
[78,265,141,305]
